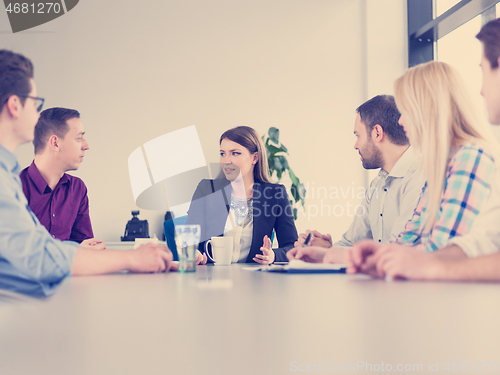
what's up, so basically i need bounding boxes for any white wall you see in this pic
[0,0,407,243]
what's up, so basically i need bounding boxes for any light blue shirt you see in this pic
[0,144,77,297]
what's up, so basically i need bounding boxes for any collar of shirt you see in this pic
[0,143,20,175]
[387,146,416,178]
[27,161,70,194]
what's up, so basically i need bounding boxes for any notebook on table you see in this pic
[246,259,346,273]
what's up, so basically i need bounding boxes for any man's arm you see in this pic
[292,179,381,264]
[71,244,173,275]
[288,185,373,263]
[0,172,77,285]
[388,170,425,242]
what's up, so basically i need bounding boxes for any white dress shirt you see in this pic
[333,147,425,247]
[224,208,253,263]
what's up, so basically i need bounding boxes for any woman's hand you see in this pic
[254,235,275,265]
[195,250,207,265]
[346,239,383,276]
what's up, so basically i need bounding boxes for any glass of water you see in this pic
[174,224,201,273]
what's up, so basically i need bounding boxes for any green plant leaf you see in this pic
[267,144,283,156]
[288,168,299,185]
[268,127,280,143]
[290,184,300,203]
[279,155,289,170]
[273,157,283,171]
[297,183,306,200]
[263,126,305,221]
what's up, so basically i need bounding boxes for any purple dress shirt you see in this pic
[20,161,94,243]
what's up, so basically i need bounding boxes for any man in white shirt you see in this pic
[348,18,500,281]
[287,95,424,264]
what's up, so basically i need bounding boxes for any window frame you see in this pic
[408,0,500,67]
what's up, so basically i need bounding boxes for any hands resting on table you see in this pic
[80,238,106,250]
[74,230,446,278]
[287,229,351,265]
[286,229,452,281]
[129,245,208,273]
[72,242,209,275]
[130,237,277,273]
[85,232,276,275]
[194,234,275,266]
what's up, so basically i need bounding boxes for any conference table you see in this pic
[1,262,500,375]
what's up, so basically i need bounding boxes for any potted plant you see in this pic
[263,127,306,220]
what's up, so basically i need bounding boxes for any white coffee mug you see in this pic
[205,236,233,266]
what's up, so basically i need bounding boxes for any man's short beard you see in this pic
[361,141,384,170]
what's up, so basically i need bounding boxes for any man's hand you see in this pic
[287,246,327,263]
[80,238,106,250]
[128,244,173,273]
[294,230,332,248]
[254,235,275,265]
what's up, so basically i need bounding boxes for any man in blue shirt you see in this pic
[0,49,174,297]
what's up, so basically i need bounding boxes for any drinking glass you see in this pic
[174,225,201,273]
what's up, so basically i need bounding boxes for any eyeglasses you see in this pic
[16,94,45,112]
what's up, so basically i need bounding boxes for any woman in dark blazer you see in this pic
[186,126,298,264]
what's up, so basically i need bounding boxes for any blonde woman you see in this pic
[348,61,499,277]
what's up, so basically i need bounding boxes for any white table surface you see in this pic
[1,264,499,375]
[105,241,167,250]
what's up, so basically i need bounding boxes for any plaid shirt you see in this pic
[397,142,496,252]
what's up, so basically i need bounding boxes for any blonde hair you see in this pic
[394,61,498,231]
[219,126,271,183]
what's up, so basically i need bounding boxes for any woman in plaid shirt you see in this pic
[348,60,499,278]
[393,61,499,252]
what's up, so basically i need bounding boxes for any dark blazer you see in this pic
[185,179,298,263]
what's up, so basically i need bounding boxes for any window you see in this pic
[435,0,463,17]
[436,14,487,133]
[408,0,500,138]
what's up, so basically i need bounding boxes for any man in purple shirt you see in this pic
[20,107,102,247]
[0,49,176,297]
